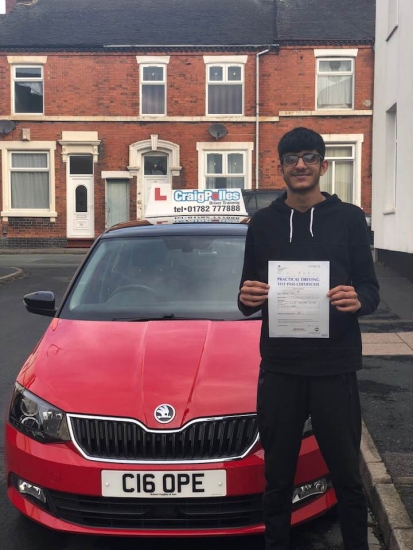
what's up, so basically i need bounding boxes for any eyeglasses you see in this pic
[281,153,324,166]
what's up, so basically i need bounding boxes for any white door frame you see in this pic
[128,135,181,218]
[66,167,95,239]
[59,131,100,239]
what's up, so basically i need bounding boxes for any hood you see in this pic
[269,191,340,213]
[269,192,341,243]
[19,319,260,429]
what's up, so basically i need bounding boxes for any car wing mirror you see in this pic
[23,291,57,317]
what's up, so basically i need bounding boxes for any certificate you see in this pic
[268,261,330,338]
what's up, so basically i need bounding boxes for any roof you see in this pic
[0,0,277,49]
[0,0,375,51]
[276,0,375,44]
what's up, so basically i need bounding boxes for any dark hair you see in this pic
[278,127,326,159]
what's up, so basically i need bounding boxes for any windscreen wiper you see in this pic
[112,315,222,321]
[112,314,176,321]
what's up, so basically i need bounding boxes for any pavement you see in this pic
[358,262,413,550]
[0,265,24,281]
[0,253,412,550]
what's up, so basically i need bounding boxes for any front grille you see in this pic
[69,414,258,462]
[46,491,263,530]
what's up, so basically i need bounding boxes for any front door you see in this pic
[143,153,169,214]
[106,179,130,228]
[67,155,95,239]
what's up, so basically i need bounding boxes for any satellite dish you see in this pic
[208,123,228,140]
[0,121,16,135]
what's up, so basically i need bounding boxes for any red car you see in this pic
[5,220,336,536]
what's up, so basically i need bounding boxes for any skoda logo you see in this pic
[154,404,175,424]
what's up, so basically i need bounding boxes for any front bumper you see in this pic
[5,423,337,536]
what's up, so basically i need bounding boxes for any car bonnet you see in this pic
[18,318,261,429]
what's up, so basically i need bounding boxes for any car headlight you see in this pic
[9,382,70,443]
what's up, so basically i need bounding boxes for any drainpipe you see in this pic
[255,48,270,189]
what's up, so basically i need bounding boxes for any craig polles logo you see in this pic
[154,404,176,424]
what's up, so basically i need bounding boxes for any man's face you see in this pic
[278,149,328,194]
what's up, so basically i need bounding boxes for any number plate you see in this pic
[101,470,227,498]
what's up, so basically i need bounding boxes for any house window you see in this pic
[207,65,243,115]
[13,65,44,114]
[141,65,166,115]
[316,58,354,110]
[10,151,50,209]
[144,154,168,175]
[320,145,355,203]
[75,185,88,213]
[1,141,56,219]
[69,155,94,175]
[197,141,253,190]
[205,152,246,188]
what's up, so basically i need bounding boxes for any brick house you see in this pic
[0,0,375,248]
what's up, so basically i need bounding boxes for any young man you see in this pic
[239,127,379,550]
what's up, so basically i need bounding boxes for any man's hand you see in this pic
[240,280,269,307]
[327,285,361,313]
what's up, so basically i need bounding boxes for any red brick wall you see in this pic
[5,0,17,14]
[0,46,374,245]
[260,47,374,113]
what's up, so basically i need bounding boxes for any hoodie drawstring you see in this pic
[289,206,315,243]
[309,207,314,237]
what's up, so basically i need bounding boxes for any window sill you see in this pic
[317,106,353,111]
[279,110,372,117]
[206,113,244,117]
[13,112,45,117]
[140,113,167,117]
[2,211,57,221]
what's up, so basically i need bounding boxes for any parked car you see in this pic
[242,189,285,216]
[5,217,336,536]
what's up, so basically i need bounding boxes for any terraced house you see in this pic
[0,0,375,248]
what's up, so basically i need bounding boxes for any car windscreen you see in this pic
[59,234,257,321]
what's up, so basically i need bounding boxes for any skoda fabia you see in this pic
[5,219,336,536]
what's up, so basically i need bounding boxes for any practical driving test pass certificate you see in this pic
[268,261,330,338]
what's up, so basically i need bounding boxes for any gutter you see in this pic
[0,41,371,52]
[103,44,280,49]
[255,48,270,189]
